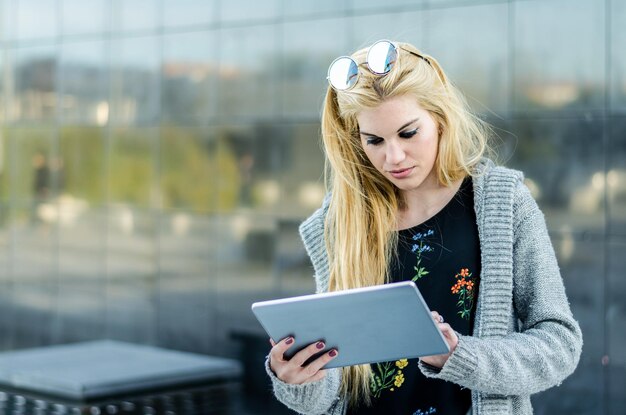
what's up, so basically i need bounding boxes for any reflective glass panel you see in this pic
[0,210,7,285]
[0,281,12,349]
[60,41,108,125]
[349,0,426,12]
[274,123,323,296]
[0,132,8,202]
[157,273,214,353]
[218,25,276,120]
[281,18,348,117]
[160,126,214,212]
[162,0,215,28]
[105,207,157,280]
[106,302,156,343]
[0,49,4,124]
[16,0,57,40]
[214,123,284,213]
[54,285,106,342]
[9,293,55,347]
[58,210,106,274]
[513,0,605,112]
[428,0,488,4]
[110,36,160,126]
[112,0,159,32]
[215,208,276,348]
[59,126,106,204]
[108,127,157,207]
[276,123,325,217]
[219,0,279,22]
[2,48,15,123]
[425,3,509,115]
[608,241,626,413]
[105,207,157,343]
[157,214,212,353]
[608,117,626,236]
[507,117,605,234]
[162,31,215,125]
[8,128,56,203]
[159,214,213,280]
[13,46,58,123]
[213,121,286,346]
[352,10,425,52]
[11,202,56,347]
[61,0,108,35]
[611,0,626,113]
[0,0,13,41]
[283,0,346,17]
[157,214,214,352]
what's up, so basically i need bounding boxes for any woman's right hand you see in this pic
[268,337,339,384]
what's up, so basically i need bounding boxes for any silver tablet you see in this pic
[251,281,449,369]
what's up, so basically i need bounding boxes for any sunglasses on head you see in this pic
[327,39,433,91]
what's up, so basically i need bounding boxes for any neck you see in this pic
[397,174,464,230]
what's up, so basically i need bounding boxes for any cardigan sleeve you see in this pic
[419,181,583,395]
[265,356,345,414]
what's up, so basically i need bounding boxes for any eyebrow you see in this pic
[359,118,420,137]
[396,118,419,132]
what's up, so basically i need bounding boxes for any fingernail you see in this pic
[316,341,325,349]
[285,337,294,345]
[329,349,337,357]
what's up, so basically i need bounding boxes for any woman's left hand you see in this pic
[420,311,459,368]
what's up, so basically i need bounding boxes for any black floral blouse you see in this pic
[348,177,481,415]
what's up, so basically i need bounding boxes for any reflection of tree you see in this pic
[60,127,105,202]
[160,126,240,213]
[1,126,243,214]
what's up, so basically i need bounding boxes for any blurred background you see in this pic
[0,0,623,414]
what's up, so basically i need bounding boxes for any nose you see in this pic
[386,139,406,165]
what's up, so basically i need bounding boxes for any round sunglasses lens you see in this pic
[367,40,398,75]
[328,56,359,90]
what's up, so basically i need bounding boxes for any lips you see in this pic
[388,167,414,179]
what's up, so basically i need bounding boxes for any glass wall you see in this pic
[0,0,624,413]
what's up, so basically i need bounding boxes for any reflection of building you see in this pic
[0,1,624,413]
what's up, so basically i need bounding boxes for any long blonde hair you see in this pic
[320,42,492,407]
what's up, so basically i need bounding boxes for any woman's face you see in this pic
[357,95,440,194]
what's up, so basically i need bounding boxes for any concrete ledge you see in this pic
[0,340,242,400]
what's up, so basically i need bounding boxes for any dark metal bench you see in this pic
[0,340,243,414]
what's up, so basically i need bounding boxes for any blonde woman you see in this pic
[265,40,582,415]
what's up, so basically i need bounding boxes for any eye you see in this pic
[366,137,384,146]
[399,128,418,139]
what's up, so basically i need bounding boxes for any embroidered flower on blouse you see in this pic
[394,372,405,387]
[451,268,476,320]
[411,229,435,282]
[370,360,409,397]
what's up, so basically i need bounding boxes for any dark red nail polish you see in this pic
[285,337,294,345]
[316,341,325,349]
[329,349,337,357]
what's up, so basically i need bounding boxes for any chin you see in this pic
[392,182,421,192]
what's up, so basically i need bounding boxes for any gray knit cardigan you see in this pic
[265,159,583,414]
